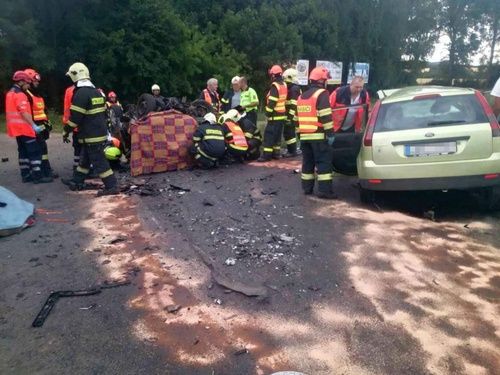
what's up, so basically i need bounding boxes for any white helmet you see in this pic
[66,62,90,82]
[151,84,160,92]
[224,109,242,123]
[231,76,240,84]
[203,112,217,124]
[283,68,298,84]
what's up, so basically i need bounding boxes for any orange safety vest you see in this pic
[5,87,35,138]
[62,85,75,125]
[203,89,220,111]
[26,90,48,122]
[297,89,325,134]
[272,82,287,114]
[329,88,369,133]
[225,120,248,150]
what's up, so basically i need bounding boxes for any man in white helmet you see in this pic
[151,84,163,99]
[282,68,302,157]
[61,62,119,196]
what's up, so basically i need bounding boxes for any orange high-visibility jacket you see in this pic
[5,86,35,138]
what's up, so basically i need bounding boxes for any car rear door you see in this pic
[370,93,492,165]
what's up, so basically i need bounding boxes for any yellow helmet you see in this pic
[66,62,90,82]
[104,146,122,161]
[283,68,298,84]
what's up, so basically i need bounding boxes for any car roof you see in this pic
[379,86,476,104]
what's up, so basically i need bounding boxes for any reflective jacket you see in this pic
[296,86,333,141]
[192,121,226,159]
[62,85,75,124]
[265,80,287,120]
[222,120,248,154]
[26,90,48,122]
[329,85,370,132]
[5,85,35,138]
[68,82,108,144]
[201,89,220,112]
[285,82,302,125]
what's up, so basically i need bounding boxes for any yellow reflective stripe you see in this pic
[229,144,247,151]
[198,148,217,160]
[76,166,90,174]
[68,120,78,128]
[268,96,278,101]
[42,154,49,160]
[299,116,318,122]
[221,98,229,103]
[193,136,201,141]
[270,116,287,120]
[289,99,297,105]
[265,107,273,113]
[263,147,273,152]
[244,132,253,138]
[286,138,297,145]
[204,135,225,141]
[300,125,318,130]
[301,133,325,140]
[317,108,332,116]
[317,173,333,181]
[83,135,108,143]
[99,169,113,178]
[301,173,315,180]
[86,107,106,115]
[323,121,333,130]
[33,114,47,120]
[70,105,87,114]
[226,132,233,137]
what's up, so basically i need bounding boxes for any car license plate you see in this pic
[404,142,456,157]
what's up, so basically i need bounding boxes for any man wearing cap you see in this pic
[220,76,241,115]
[5,71,51,183]
[239,76,259,126]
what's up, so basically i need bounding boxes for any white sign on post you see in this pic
[347,62,370,83]
[296,59,309,85]
[316,60,343,84]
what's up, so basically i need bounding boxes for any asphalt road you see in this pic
[0,134,499,375]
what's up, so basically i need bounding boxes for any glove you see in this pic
[63,124,72,143]
[32,124,42,134]
[327,135,336,146]
[63,133,70,143]
[44,120,53,132]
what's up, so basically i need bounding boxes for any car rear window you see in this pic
[374,94,488,132]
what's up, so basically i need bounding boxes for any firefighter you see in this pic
[61,62,119,196]
[106,91,122,110]
[239,76,259,126]
[258,65,288,162]
[24,68,57,179]
[104,137,123,171]
[5,71,51,183]
[235,108,262,161]
[221,109,248,162]
[282,68,301,157]
[296,67,336,199]
[200,78,220,112]
[190,113,226,169]
[329,75,370,133]
[220,76,241,115]
[62,83,80,169]
[151,84,163,99]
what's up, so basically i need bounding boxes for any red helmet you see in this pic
[309,66,331,82]
[24,68,41,81]
[268,65,283,76]
[108,91,117,99]
[110,137,121,148]
[12,71,32,83]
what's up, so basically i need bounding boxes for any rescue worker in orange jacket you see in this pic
[221,109,248,162]
[295,67,336,199]
[106,91,123,111]
[62,83,80,169]
[24,68,57,179]
[329,75,370,133]
[282,68,301,157]
[200,78,220,112]
[5,71,51,183]
[258,65,288,162]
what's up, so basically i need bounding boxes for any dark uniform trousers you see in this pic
[283,121,297,153]
[74,142,116,188]
[245,111,258,128]
[262,119,285,158]
[72,132,82,169]
[16,136,42,180]
[301,141,333,194]
[36,131,53,177]
[190,145,218,169]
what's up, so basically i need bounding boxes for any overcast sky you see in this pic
[428,34,496,65]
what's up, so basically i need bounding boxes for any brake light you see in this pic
[363,101,381,146]
[484,174,499,180]
[475,90,500,137]
[368,179,382,184]
[412,94,441,100]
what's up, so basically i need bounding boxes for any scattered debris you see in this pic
[261,189,279,196]
[308,286,321,292]
[433,279,440,285]
[234,348,249,356]
[293,169,300,174]
[101,260,111,265]
[292,213,304,219]
[279,234,295,243]
[193,338,200,345]
[29,257,39,262]
[224,257,237,266]
[464,223,470,229]
[109,236,127,244]
[45,254,58,259]
[202,198,215,206]
[79,303,98,310]
[214,298,222,305]
[1,157,8,162]
[212,270,268,297]
[165,304,182,313]
[169,184,191,192]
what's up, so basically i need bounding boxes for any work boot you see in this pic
[22,175,33,183]
[61,178,85,191]
[96,185,120,197]
[283,150,302,158]
[33,176,53,184]
[316,191,338,200]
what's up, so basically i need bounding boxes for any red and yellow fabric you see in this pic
[26,90,48,122]
[225,120,248,151]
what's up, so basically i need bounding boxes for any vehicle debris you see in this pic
[79,303,98,310]
[261,189,279,196]
[168,184,191,192]
[109,236,127,244]
[1,157,8,162]
[224,257,237,266]
[165,304,182,313]
[211,269,268,297]
[234,348,249,355]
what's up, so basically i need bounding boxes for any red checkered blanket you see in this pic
[129,110,196,176]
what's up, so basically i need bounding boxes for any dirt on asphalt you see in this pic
[0,134,499,375]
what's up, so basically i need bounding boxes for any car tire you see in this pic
[359,187,376,205]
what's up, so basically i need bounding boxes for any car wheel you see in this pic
[359,187,376,204]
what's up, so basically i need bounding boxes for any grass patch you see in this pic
[0,109,64,134]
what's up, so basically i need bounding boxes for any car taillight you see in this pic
[363,101,381,147]
[475,90,500,137]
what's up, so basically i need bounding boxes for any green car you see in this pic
[355,86,500,208]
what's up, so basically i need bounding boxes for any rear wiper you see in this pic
[427,120,466,126]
